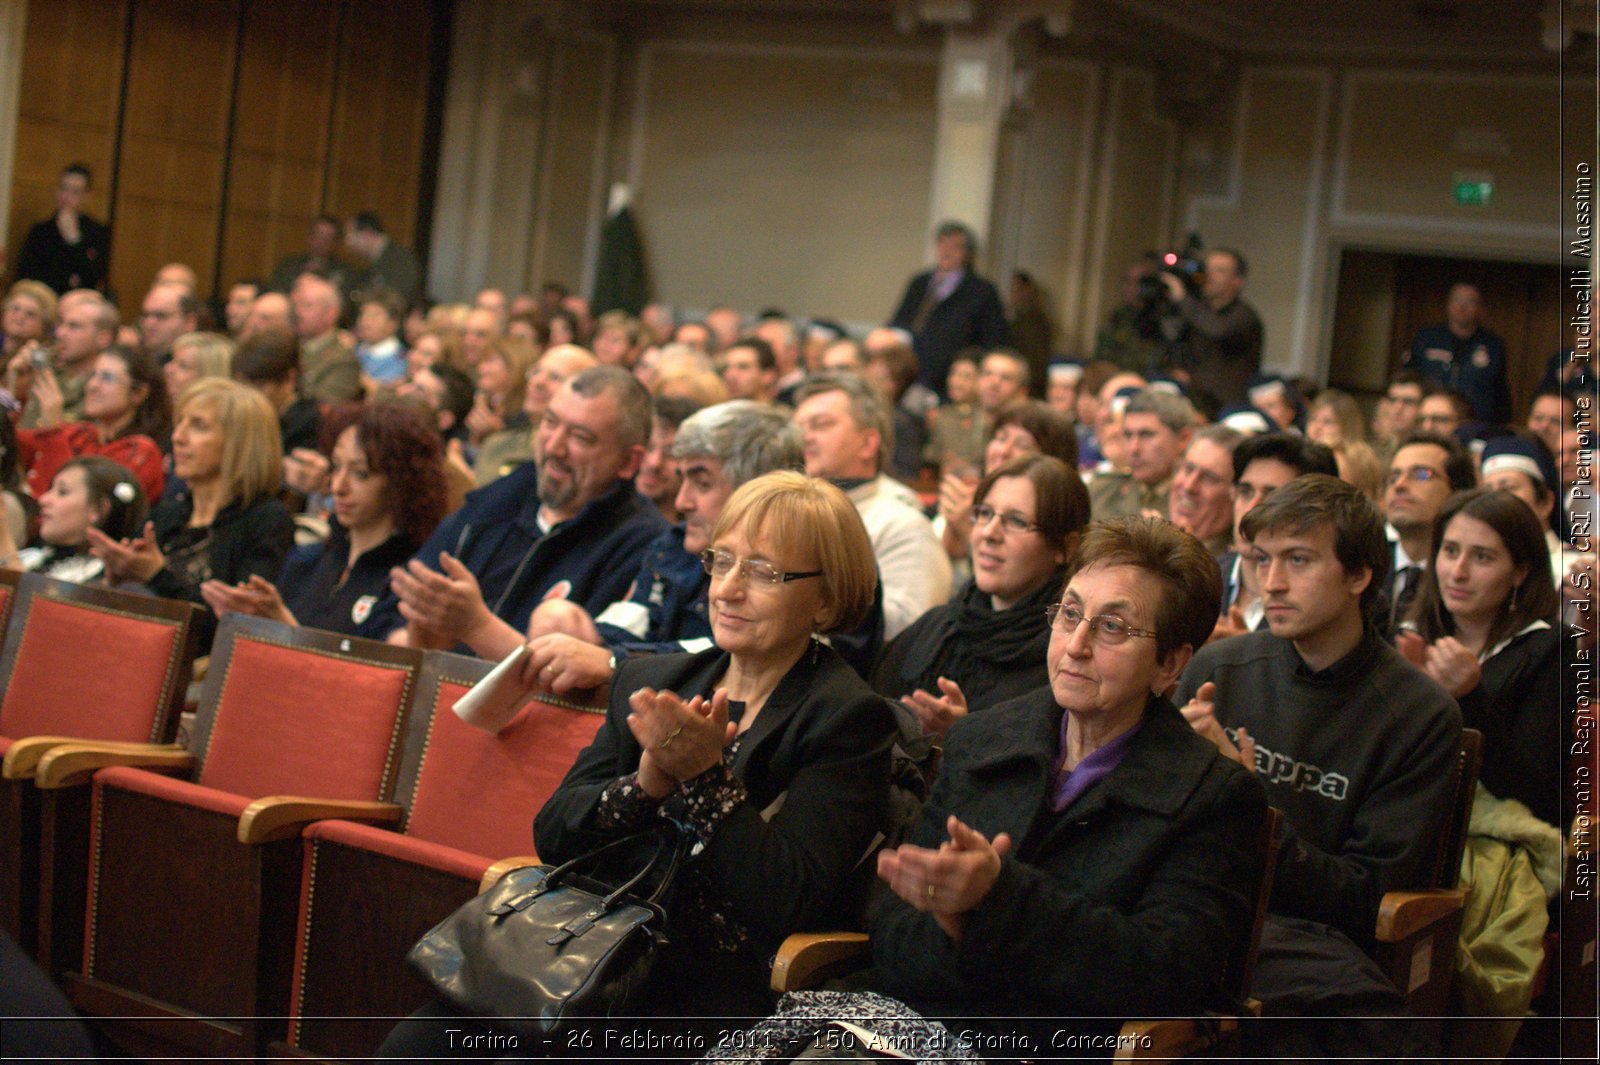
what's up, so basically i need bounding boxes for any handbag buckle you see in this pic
[489,883,550,917]
[547,907,605,946]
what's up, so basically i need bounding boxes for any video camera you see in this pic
[1137,232,1206,307]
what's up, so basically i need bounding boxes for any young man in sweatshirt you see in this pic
[1176,474,1462,1054]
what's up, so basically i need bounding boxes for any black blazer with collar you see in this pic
[890,269,1010,391]
[534,643,896,953]
[870,689,1266,1022]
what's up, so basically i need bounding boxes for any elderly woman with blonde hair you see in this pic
[381,471,896,1054]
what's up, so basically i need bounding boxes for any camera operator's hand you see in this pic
[1160,272,1187,303]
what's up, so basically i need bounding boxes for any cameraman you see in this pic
[1161,248,1262,413]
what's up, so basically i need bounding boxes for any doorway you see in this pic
[1327,249,1564,420]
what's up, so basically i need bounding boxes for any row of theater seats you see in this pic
[0,570,1583,1061]
[0,572,606,1061]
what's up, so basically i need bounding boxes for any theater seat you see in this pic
[279,651,605,1060]
[0,574,197,969]
[35,615,422,1060]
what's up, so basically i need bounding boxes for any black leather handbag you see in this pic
[406,821,686,1037]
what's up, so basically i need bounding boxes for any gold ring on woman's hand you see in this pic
[657,725,684,750]
[926,883,936,901]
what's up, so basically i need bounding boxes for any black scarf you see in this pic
[909,572,1061,708]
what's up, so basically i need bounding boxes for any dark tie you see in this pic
[912,274,947,334]
[1391,565,1422,628]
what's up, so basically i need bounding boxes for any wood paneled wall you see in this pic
[7,0,443,307]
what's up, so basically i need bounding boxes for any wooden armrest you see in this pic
[1375,888,1466,942]
[3,736,115,780]
[237,796,403,844]
[1114,1017,1239,1061]
[770,931,869,992]
[480,855,541,894]
[34,742,195,789]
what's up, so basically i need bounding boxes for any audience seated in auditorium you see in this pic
[866,517,1266,1052]
[0,456,146,584]
[471,342,597,486]
[863,339,929,484]
[756,316,805,406]
[89,378,294,650]
[1369,369,1434,465]
[1,280,56,368]
[1089,388,1198,521]
[591,309,645,369]
[1169,424,1243,557]
[923,354,983,473]
[632,394,698,523]
[938,400,1075,568]
[458,304,503,369]
[520,399,814,689]
[291,273,362,403]
[15,344,166,504]
[139,282,199,364]
[1479,436,1564,581]
[1524,386,1573,458]
[268,214,352,297]
[794,372,950,639]
[363,365,666,658]
[240,290,292,342]
[380,473,894,1055]
[1418,388,1473,440]
[1383,430,1477,632]
[876,453,1086,739]
[354,288,409,388]
[1398,487,1565,829]
[201,402,448,636]
[9,289,115,428]
[1305,388,1366,448]
[1178,475,1461,1053]
[1213,433,1339,642]
[223,280,259,337]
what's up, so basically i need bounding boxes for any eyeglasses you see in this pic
[971,503,1039,535]
[1045,602,1159,646]
[1386,465,1444,487]
[700,548,821,586]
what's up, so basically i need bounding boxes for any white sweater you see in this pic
[847,475,951,640]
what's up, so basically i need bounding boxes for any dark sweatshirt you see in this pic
[1175,629,1462,949]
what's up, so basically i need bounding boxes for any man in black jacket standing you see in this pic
[14,164,109,295]
[1160,247,1262,413]
[889,221,1009,396]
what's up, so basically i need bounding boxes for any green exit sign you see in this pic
[1453,174,1493,207]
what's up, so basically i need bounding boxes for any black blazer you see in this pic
[871,691,1266,1023]
[534,643,896,953]
[890,269,1010,392]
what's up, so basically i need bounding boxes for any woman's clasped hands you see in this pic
[626,686,736,799]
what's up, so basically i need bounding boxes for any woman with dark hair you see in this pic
[868,517,1266,1047]
[16,346,167,503]
[876,454,1089,738]
[0,456,146,583]
[200,401,449,635]
[939,400,1076,565]
[1401,487,1565,828]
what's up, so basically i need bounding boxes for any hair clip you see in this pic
[113,482,136,503]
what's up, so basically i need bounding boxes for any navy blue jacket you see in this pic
[1407,323,1512,424]
[359,464,667,643]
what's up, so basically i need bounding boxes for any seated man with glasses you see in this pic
[1178,475,1461,1056]
[1382,431,1477,634]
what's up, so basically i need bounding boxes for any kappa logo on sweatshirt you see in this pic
[1226,729,1349,801]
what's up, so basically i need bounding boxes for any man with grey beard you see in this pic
[360,366,667,656]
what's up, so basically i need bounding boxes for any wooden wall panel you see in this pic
[7,0,127,287]
[109,0,240,301]
[7,0,438,306]
[326,0,435,248]
[218,0,339,289]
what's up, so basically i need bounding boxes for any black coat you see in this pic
[870,691,1266,1025]
[535,644,896,1007]
[147,492,294,650]
[890,270,1010,394]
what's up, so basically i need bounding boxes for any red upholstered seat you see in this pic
[0,575,197,964]
[1,597,183,742]
[282,652,605,1059]
[64,615,422,1060]
[401,686,604,857]
[196,633,415,799]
